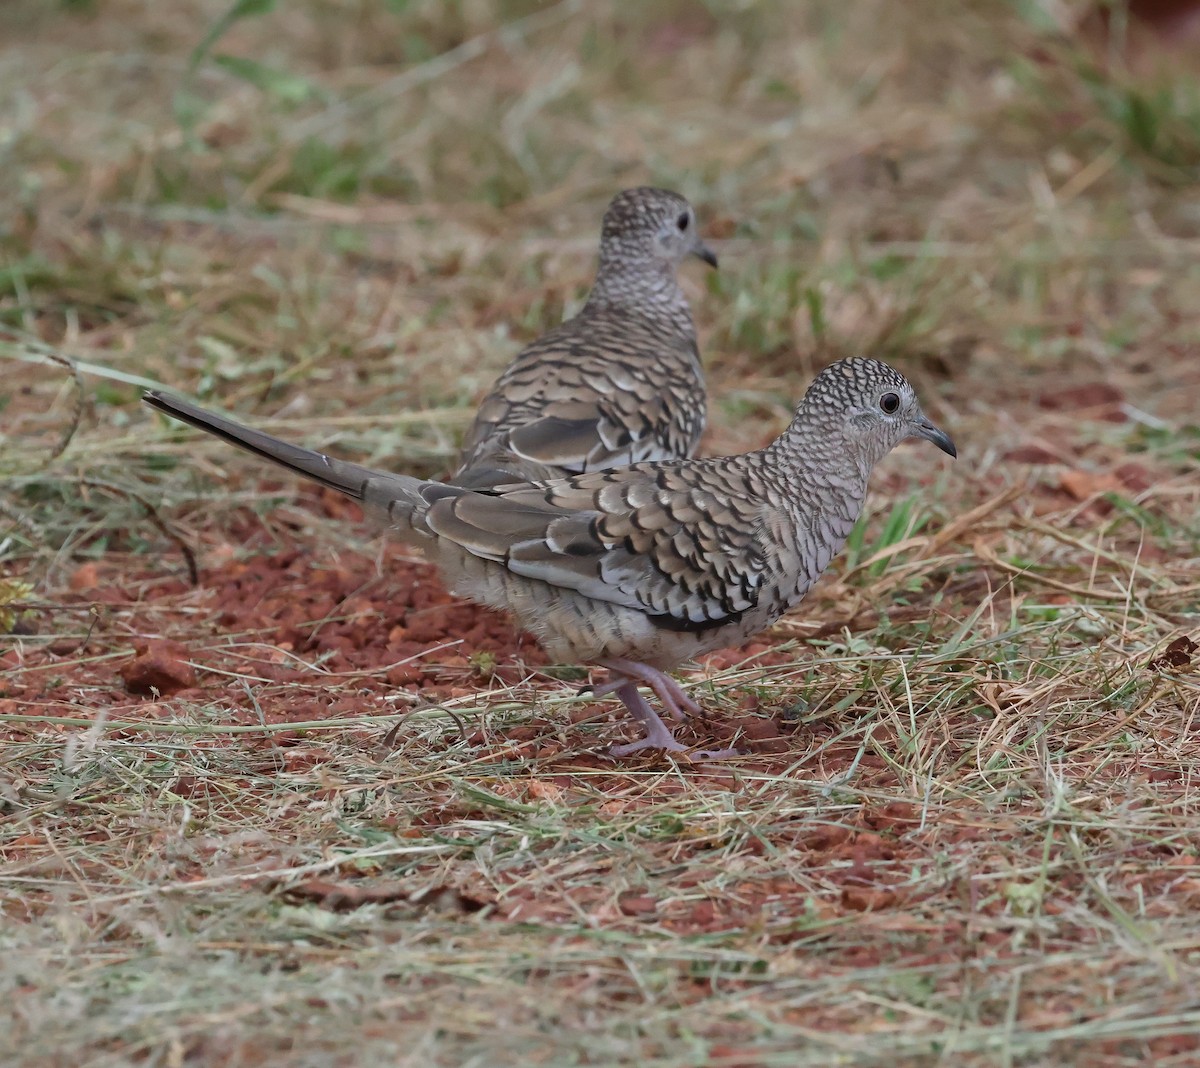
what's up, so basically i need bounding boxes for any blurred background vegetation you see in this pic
[3,0,1199,573]
[3,3,1200,1064]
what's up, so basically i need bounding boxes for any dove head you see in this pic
[595,187,719,286]
[792,358,956,470]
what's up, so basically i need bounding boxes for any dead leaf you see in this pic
[841,887,897,911]
[1148,636,1196,672]
[617,890,659,918]
[1058,469,1123,502]
[282,879,492,914]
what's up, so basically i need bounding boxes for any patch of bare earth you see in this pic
[4,0,1200,1065]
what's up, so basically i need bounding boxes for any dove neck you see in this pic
[584,252,693,332]
[762,418,872,601]
[766,410,874,500]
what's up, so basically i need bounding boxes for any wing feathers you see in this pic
[453,316,705,485]
[428,466,768,630]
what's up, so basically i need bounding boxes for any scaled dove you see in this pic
[144,358,956,759]
[454,186,717,488]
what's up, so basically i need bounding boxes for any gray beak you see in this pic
[916,419,957,458]
[694,242,719,269]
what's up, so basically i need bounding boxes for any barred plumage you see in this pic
[144,358,956,759]
[453,187,717,489]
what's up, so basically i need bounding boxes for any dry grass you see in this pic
[3,1,1200,1065]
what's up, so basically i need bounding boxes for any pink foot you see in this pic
[604,681,739,761]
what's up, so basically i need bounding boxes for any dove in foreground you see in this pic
[144,358,955,759]
[454,186,718,489]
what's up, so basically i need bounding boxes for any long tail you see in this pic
[142,391,429,527]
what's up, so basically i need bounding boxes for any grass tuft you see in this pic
[3,1,1200,1065]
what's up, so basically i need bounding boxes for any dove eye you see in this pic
[676,212,690,231]
[880,392,901,414]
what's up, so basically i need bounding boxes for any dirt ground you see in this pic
[3,2,1200,1066]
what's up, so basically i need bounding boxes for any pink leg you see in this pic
[608,684,739,761]
[585,660,738,760]
[585,668,687,719]
[598,658,702,718]
[583,675,623,700]
[607,683,690,757]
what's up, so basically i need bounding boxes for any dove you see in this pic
[144,358,955,758]
[454,186,718,488]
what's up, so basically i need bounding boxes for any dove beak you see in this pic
[915,419,957,458]
[694,242,719,269]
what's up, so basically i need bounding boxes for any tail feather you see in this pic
[142,390,427,525]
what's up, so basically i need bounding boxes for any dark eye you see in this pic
[880,392,901,414]
[676,212,690,231]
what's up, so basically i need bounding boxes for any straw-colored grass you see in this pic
[3,1,1200,1065]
